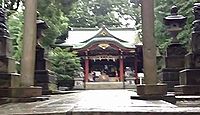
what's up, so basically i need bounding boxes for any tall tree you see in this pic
[68,0,141,28]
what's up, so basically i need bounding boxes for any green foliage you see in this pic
[8,11,24,62]
[38,0,71,46]
[49,47,81,78]
[49,47,80,88]
[68,0,141,28]
[7,11,23,73]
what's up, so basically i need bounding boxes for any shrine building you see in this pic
[57,26,143,82]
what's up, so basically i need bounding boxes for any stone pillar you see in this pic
[21,0,37,87]
[136,0,167,99]
[119,56,124,82]
[141,0,157,84]
[161,6,187,92]
[18,0,42,98]
[175,3,200,95]
[84,57,89,82]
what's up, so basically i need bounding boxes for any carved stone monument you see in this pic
[0,8,20,102]
[34,18,57,94]
[175,3,200,95]
[161,6,187,91]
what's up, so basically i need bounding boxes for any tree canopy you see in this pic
[68,0,141,28]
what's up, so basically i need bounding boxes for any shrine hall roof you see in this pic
[57,26,142,50]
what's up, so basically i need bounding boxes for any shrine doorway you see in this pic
[89,59,119,82]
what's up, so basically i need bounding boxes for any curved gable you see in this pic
[81,26,127,43]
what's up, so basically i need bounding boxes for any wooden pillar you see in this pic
[84,57,89,82]
[20,0,37,87]
[119,57,124,82]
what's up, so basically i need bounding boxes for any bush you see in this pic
[56,74,74,89]
[49,47,81,89]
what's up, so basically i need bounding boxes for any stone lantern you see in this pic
[163,5,187,43]
[0,8,21,102]
[34,18,57,94]
[175,3,200,95]
[160,6,187,92]
[36,19,48,46]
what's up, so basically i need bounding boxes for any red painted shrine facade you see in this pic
[58,26,143,82]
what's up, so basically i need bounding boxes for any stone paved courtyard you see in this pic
[1,90,200,115]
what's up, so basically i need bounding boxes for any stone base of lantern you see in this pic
[174,69,200,95]
[0,73,20,90]
[175,85,200,95]
[35,70,57,95]
[160,68,181,92]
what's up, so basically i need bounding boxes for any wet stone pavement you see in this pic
[1,90,200,115]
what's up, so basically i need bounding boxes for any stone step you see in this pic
[85,82,124,89]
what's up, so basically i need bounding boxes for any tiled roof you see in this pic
[58,26,142,49]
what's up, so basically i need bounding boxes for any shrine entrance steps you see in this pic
[85,82,136,89]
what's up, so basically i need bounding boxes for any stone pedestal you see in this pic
[73,77,85,89]
[175,69,200,95]
[137,84,167,99]
[160,68,180,91]
[0,87,47,104]
[160,43,187,91]
[175,85,200,95]
[175,3,200,95]
[35,46,57,94]
[0,73,20,87]
[35,70,57,94]
[0,73,20,97]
